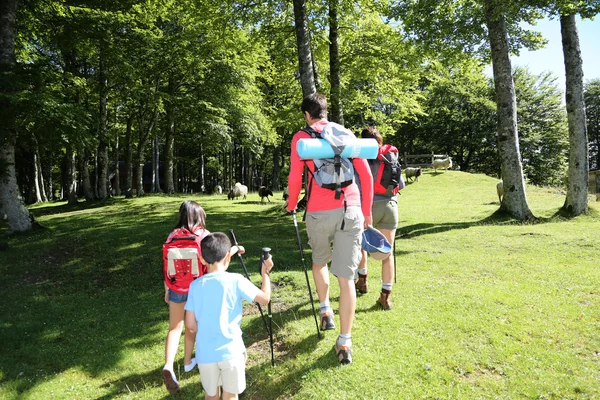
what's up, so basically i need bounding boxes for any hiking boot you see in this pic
[377,289,392,310]
[335,341,353,365]
[355,273,368,294]
[320,311,335,331]
[162,369,180,394]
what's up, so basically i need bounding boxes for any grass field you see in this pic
[1,170,598,399]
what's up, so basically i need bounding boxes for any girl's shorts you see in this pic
[168,290,188,303]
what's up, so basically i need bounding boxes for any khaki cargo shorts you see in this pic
[306,206,364,280]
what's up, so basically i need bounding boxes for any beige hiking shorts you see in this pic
[199,352,247,397]
[306,206,364,280]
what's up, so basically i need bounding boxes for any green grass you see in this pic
[1,170,599,399]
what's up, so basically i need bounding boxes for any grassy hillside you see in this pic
[1,170,598,399]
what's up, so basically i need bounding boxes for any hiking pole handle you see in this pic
[260,247,271,274]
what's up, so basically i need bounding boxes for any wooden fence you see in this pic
[402,153,449,168]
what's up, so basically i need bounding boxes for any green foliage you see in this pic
[513,67,568,186]
[584,79,600,169]
[0,172,598,398]
[398,59,497,173]
[389,0,546,61]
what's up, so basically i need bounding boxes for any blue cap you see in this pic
[361,226,392,260]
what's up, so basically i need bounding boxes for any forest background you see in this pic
[1,0,599,221]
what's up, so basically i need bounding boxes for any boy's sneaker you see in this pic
[320,311,335,331]
[335,341,353,364]
[355,273,368,294]
[162,368,180,394]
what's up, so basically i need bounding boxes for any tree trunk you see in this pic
[199,143,205,192]
[43,151,52,200]
[328,0,344,124]
[113,131,121,196]
[135,108,153,197]
[483,0,534,220]
[272,144,280,190]
[560,13,588,215]
[65,145,77,204]
[0,0,33,233]
[292,0,317,97]
[32,147,44,203]
[164,106,175,194]
[124,114,133,198]
[96,50,109,200]
[80,151,94,201]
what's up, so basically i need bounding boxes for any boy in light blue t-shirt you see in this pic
[184,232,273,400]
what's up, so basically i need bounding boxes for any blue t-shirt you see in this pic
[184,271,260,364]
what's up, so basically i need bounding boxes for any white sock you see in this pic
[358,268,367,276]
[382,283,393,291]
[319,302,331,315]
[338,334,352,347]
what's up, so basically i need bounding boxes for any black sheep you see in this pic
[258,186,273,203]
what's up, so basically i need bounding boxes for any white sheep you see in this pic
[433,157,452,172]
[233,182,248,200]
[496,180,504,203]
[215,185,223,195]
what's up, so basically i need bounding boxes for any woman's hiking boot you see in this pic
[377,289,392,310]
[320,311,335,331]
[355,273,368,294]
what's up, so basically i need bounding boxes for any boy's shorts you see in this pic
[199,352,247,397]
[168,290,188,303]
[306,206,364,280]
[372,199,398,231]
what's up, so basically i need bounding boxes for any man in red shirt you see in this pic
[286,93,373,364]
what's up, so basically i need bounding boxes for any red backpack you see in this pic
[163,228,209,294]
[368,144,404,197]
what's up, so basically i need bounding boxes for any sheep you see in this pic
[433,156,452,172]
[215,185,223,195]
[258,186,273,203]
[233,182,248,200]
[283,187,289,201]
[227,190,235,200]
[404,167,422,182]
[497,180,504,203]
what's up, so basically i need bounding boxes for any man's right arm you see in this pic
[287,133,303,212]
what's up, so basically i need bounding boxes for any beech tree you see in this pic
[293,0,317,97]
[524,1,599,215]
[0,0,33,233]
[391,0,547,219]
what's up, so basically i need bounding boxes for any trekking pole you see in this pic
[393,237,397,284]
[228,230,270,336]
[292,211,321,339]
[260,247,275,367]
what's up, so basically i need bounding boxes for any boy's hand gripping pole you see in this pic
[292,211,321,339]
[228,230,270,336]
[261,247,275,367]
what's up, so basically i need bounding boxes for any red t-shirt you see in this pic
[286,120,373,217]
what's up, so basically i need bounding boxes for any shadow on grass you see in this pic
[0,196,323,397]
[395,207,550,240]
